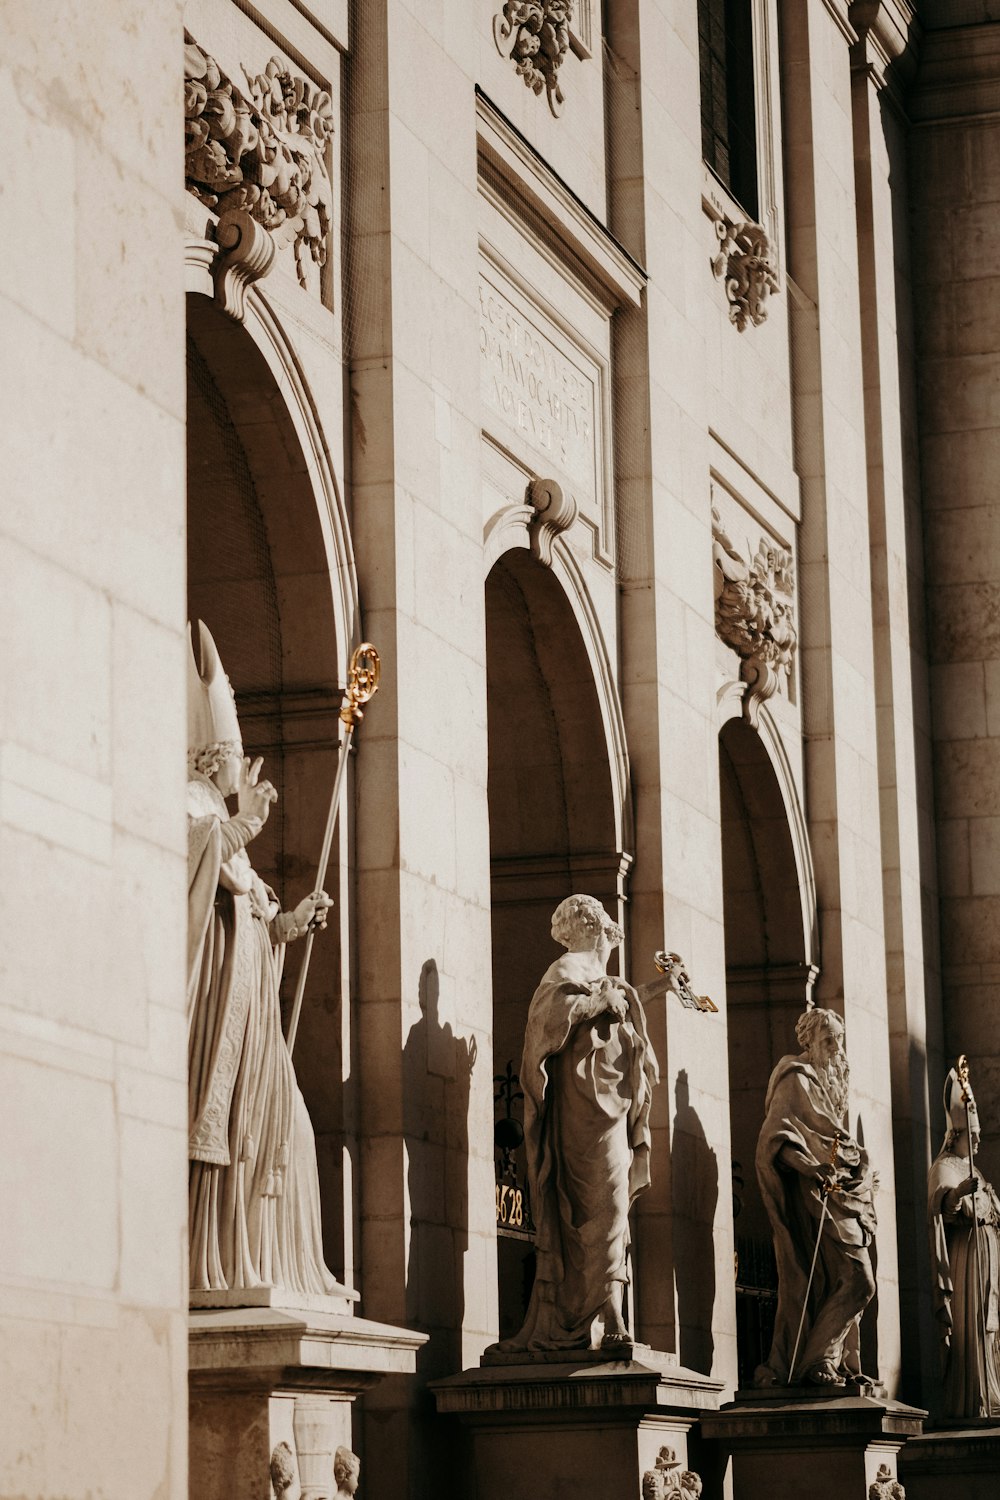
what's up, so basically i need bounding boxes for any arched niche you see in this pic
[718,700,817,1386]
[485,544,628,1339]
[186,288,358,1278]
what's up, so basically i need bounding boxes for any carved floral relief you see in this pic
[185,35,333,292]
[711,217,779,331]
[493,2,574,117]
[712,504,797,724]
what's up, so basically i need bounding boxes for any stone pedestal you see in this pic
[431,1346,723,1500]
[700,1389,924,1500]
[189,1302,426,1500]
[899,1425,1000,1499]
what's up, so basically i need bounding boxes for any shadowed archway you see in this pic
[720,714,815,1387]
[485,546,626,1339]
[186,293,354,1279]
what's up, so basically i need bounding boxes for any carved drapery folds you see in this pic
[493,2,574,117]
[641,1447,703,1500]
[185,35,333,294]
[712,505,797,725]
[711,216,779,331]
[528,476,577,564]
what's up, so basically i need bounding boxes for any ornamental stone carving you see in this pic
[712,505,797,725]
[710,216,779,331]
[528,476,577,565]
[869,1464,905,1500]
[642,1447,703,1500]
[185,35,333,292]
[269,1443,296,1500]
[493,2,573,117]
[334,1446,361,1499]
[212,207,277,321]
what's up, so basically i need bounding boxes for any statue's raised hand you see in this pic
[237,755,277,826]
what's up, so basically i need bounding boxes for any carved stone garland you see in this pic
[711,216,780,331]
[869,1464,906,1500]
[493,2,574,117]
[712,505,797,726]
[641,1446,703,1500]
[185,35,333,294]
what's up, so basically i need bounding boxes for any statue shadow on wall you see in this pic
[855,1112,880,1381]
[672,1069,718,1375]
[402,959,477,1384]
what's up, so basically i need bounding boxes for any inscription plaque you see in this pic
[479,272,598,503]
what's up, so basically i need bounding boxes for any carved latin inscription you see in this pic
[479,277,596,497]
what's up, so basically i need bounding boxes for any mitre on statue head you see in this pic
[943,1064,980,1142]
[187,620,243,755]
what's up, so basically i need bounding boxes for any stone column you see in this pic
[606,0,737,1385]
[779,0,903,1387]
[344,3,495,1495]
[849,1,942,1403]
[910,20,1000,1179]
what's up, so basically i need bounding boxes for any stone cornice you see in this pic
[850,0,922,98]
[820,0,860,47]
[909,20,1000,123]
[475,87,647,312]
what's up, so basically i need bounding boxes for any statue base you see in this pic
[431,1349,723,1500]
[190,1283,359,1312]
[189,1301,426,1500]
[700,1390,925,1500]
[899,1424,1000,1498]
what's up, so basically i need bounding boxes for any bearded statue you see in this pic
[755,1008,879,1387]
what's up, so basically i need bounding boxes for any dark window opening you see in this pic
[698,0,759,221]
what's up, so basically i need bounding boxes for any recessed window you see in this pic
[698,0,759,221]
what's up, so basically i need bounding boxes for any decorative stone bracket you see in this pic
[493,2,574,117]
[712,505,797,726]
[710,215,780,331]
[185,34,333,295]
[528,475,577,564]
[212,207,277,320]
[642,1446,703,1500]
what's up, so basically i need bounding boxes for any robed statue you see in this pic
[496,894,659,1352]
[928,1063,1000,1419]
[755,1007,878,1386]
[187,620,341,1296]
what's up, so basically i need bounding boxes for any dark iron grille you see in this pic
[735,1233,778,1389]
[698,0,759,221]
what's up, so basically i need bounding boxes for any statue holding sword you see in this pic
[754,1007,879,1388]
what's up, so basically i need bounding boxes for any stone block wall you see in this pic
[0,5,189,1497]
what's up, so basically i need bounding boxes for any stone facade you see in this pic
[3,2,1000,1498]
